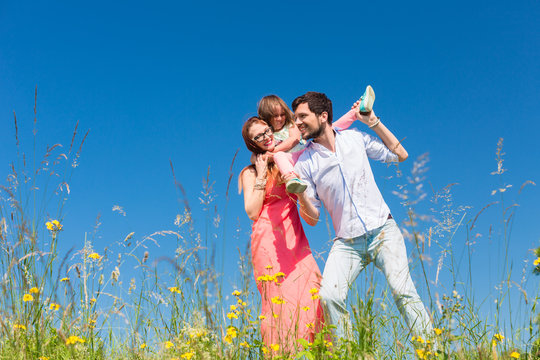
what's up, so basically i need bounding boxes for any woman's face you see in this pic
[269,105,287,131]
[249,122,275,152]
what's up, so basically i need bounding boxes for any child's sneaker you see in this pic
[286,177,307,194]
[359,85,375,114]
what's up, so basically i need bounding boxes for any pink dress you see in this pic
[251,176,324,351]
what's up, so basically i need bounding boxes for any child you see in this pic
[257,85,375,193]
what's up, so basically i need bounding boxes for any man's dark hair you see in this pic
[292,92,333,123]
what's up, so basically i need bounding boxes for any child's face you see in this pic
[270,105,287,131]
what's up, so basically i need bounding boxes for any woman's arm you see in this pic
[241,155,268,221]
[273,125,301,153]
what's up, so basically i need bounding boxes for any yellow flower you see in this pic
[139,343,147,349]
[230,305,237,311]
[232,290,241,296]
[274,272,286,278]
[49,303,60,311]
[302,306,311,311]
[227,312,238,319]
[88,252,101,260]
[46,220,62,231]
[240,341,250,348]
[164,341,174,349]
[23,294,33,302]
[311,294,320,300]
[271,296,284,304]
[258,315,266,320]
[45,221,54,231]
[37,357,50,360]
[29,287,39,294]
[90,297,96,304]
[534,258,540,266]
[270,343,279,351]
[416,348,426,359]
[265,265,273,270]
[306,322,314,329]
[180,352,194,359]
[13,324,26,330]
[237,299,247,306]
[273,313,279,318]
[510,351,520,358]
[66,335,85,345]
[415,336,425,344]
[493,333,504,342]
[60,277,70,282]
[262,347,269,354]
[434,327,443,336]
[226,326,237,338]
[309,288,319,294]
[168,286,181,294]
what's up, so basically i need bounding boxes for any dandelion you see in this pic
[510,351,520,358]
[37,357,50,360]
[23,294,33,302]
[274,272,285,278]
[181,352,194,359]
[271,296,285,304]
[165,341,174,349]
[46,220,63,232]
[259,315,266,320]
[240,341,250,348]
[49,303,60,311]
[270,343,279,351]
[309,288,318,294]
[60,277,70,282]
[232,290,241,296]
[230,305,237,311]
[140,343,147,349]
[311,294,320,300]
[226,326,238,338]
[29,287,39,294]
[13,324,26,330]
[262,347,269,354]
[265,265,273,270]
[88,252,101,260]
[416,348,426,359]
[90,297,97,304]
[493,333,504,342]
[414,336,425,344]
[237,299,247,306]
[434,327,443,336]
[227,312,238,319]
[534,258,540,266]
[66,335,85,345]
[168,286,181,294]
[306,322,314,329]
[302,306,310,311]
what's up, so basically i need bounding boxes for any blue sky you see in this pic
[1,0,539,336]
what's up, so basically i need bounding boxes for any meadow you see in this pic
[1,99,539,360]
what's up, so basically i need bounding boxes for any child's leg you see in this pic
[274,150,308,194]
[332,109,357,131]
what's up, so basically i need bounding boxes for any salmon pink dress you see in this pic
[251,176,324,351]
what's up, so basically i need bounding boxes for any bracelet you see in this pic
[254,178,267,190]
[369,117,381,129]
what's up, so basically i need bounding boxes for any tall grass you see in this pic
[0,97,539,359]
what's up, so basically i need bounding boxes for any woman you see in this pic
[240,116,324,353]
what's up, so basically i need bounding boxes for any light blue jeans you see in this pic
[319,218,432,339]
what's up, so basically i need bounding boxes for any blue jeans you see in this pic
[319,219,432,339]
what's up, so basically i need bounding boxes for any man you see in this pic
[292,91,432,340]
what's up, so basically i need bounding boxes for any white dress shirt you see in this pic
[294,128,398,239]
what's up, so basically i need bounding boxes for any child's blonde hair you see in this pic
[257,95,295,130]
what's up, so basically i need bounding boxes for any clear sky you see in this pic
[1,0,539,337]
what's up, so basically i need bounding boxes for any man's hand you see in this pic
[352,100,380,128]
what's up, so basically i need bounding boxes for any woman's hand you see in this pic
[254,154,268,178]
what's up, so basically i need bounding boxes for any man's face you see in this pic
[294,102,327,140]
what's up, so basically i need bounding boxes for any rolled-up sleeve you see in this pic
[294,155,322,210]
[360,131,399,163]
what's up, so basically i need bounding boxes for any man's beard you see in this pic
[303,121,327,141]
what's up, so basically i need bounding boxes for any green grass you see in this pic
[1,98,539,359]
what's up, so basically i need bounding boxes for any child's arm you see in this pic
[272,125,301,153]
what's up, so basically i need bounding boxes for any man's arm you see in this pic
[296,192,319,226]
[356,109,408,162]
